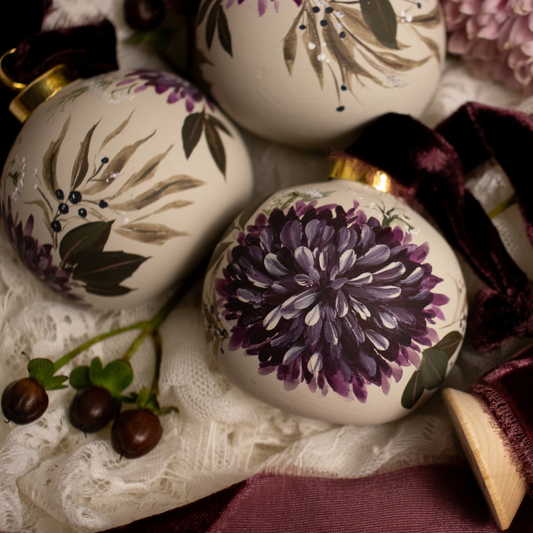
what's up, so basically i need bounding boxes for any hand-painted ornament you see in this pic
[1,65,253,309]
[196,0,446,150]
[203,158,467,425]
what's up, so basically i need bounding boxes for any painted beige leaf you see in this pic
[25,199,53,241]
[99,111,134,152]
[283,7,303,75]
[411,27,442,64]
[109,175,205,211]
[42,116,71,195]
[71,122,99,191]
[411,5,442,28]
[109,145,174,199]
[83,131,156,196]
[133,199,193,222]
[303,11,323,88]
[371,48,431,72]
[323,23,382,88]
[339,7,406,50]
[115,223,188,245]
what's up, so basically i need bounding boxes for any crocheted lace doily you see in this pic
[0,2,531,531]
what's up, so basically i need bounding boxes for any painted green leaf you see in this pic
[101,360,134,395]
[217,3,233,56]
[432,331,463,358]
[360,0,399,50]
[205,118,226,177]
[115,223,188,245]
[197,0,216,26]
[401,369,424,409]
[419,348,449,390]
[27,358,55,381]
[71,122,99,190]
[72,251,147,286]
[40,375,68,391]
[70,365,91,390]
[59,221,113,266]
[182,113,205,159]
[206,0,219,49]
[42,116,71,195]
[206,115,232,137]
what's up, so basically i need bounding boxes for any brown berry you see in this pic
[1,378,49,424]
[69,386,121,433]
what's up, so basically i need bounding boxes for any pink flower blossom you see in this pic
[444,0,533,93]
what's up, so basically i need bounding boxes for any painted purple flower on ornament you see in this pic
[216,201,449,402]
[225,0,301,16]
[0,199,80,301]
[117,70,214,111]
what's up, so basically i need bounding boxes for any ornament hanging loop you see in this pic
[0,49,27,91]
[0,48,79,123]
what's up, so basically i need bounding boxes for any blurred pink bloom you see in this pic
[443,0,533,93]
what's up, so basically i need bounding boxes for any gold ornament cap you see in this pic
[329,155,404,197]
[0,49,78,123]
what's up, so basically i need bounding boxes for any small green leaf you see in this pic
[27,358,55,380]
[60,221,114,266]
[360,0,399,49]
[217,3,232,56]
[419,348,449,390]
[401,369,424,409]
[70,365,91,390]
[41,375,68,391]
[135,388,151,409]
[101,360,134,395]
[182,113,204,159]
[205,119,226,177]
[89,357,104,386]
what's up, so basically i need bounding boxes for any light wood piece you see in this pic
[442,388,527,530]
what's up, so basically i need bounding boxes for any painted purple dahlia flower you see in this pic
[118,70,214,111]
[1,199,79,300]
[216,201,448,402]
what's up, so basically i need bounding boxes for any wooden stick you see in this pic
[442,388,526,530]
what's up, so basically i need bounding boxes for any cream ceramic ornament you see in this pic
[196,0,446,149]
[203,160,467,425]
[1,68,253,309]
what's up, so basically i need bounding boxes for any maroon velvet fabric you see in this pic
[471,344,533,493]
[343,104,533,351]
[100,464,533,532]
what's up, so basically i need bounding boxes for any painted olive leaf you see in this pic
[72,250,147,286]
[217,3,233,56]
[99,111,134,152]
[109,174,205,211]
[411,27,441,64]
[302,10,323,88]
[134,199,193,222]
[323,23,381,89]
[114,222,187,245]
[283,8,302,75]
[42,116,71,196]
[71,122,99,191]
[197,0,216,27]
[338,7,397,51]
[83,131,156,196]
[401,330,463,409]
[360,0,399,50]
[206,115,232,137]
[206,0,219,49]
[411,5,442,28]
[114,223,188,245]
[205,119,226,178]
[182,113,204,159]
[109,145,174,199]
[60,220,113,266]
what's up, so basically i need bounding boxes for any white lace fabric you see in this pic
[1,3,532,532]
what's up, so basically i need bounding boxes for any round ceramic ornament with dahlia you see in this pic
[203,180,467,425]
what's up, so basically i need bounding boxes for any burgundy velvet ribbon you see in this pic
[343,103,533,351]
[99,464,533,532]
[471,344,533,493]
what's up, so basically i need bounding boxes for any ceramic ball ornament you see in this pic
[196,0,446,150]
[203,158,467,425]
[0,64,253,309]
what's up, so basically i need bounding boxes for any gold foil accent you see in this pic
[330,156,399,195]
[0,49,26,91]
